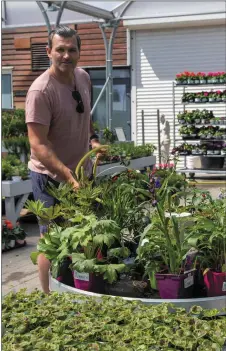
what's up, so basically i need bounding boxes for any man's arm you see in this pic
[27,122,79,188]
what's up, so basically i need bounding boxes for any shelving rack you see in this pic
[172,81,226,178]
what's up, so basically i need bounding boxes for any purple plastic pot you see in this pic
[203,270,226,297]
[155,270,195,299]
[73,271,106,294]
[73,271,91,291]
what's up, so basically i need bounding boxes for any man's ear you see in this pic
[46,45,52,59]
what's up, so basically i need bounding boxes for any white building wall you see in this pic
[131,24,226,164]
[123,1,225,19]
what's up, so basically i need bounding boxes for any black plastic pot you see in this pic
[199,156,225,169]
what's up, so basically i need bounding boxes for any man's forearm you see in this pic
[32,143,73,182]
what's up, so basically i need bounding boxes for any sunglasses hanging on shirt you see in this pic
[72,90,84,113]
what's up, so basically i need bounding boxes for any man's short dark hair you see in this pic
[48,25,81,51]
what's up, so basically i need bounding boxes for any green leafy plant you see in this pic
[2,289,226,350]
[102,127,116,143]
[2,109,29,161]
[137,173,192,275]
[186,197,226,272]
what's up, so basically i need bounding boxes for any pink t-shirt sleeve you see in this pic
[25,90,52,126]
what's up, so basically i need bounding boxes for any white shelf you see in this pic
[176,168,226,175]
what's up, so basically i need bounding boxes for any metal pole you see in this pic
[55,1,67,27]
[157,109,161,164]
[36,1,52,67]
[36,1,52,38]
[99,23,109,128]
[91,77,110,116]
[108,21,119,130]
[141,109,145,145]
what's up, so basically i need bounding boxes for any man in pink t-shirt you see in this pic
[26,25,102,294]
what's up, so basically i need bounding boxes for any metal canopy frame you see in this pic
[36,1,132,129]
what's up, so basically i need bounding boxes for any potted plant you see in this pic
[222,90,226,102]
[212,143,222,155]
[206,126,217,139]
[185,111,195,125]
[177,112,186,124]
[221,143,226,155]
[207,72,219,84]
[209,116,215,125]
[175,71,188,84]
[198,127,206,139]
[138,177,195,299]
[179,125,190,138]
[191,144,204,155]
[187,72,196,84]
[194,92,202,103]
[197,71,207,84]
[200,109,214,124]
[214,131,223,140]
[186,198,226,297]
[182,92,195,103]
[215,90,223,102]
[102,127,116,144]
[219,71,226,83]
[192,109,201,124]
[200,91,209,103]
[2,220,15,250]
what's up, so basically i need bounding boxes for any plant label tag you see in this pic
[222,282,226,292]
[184,275,194,289]
[74,271,89,281]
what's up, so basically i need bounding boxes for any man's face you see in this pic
[47,34,80,74]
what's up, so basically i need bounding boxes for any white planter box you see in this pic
[2,179,32,197]
[2,179,32,226]
[96,156,156,177]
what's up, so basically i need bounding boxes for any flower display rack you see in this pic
[172,78,226,178]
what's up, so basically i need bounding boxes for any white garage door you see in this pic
[132,24,226,164]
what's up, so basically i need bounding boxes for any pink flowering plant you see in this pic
[175,71,226,84]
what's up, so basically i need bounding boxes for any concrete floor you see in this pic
[2,220,40,296]
[2,180,226,296]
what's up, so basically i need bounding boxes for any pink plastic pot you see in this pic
[155,270,195,299]
[203,270,226,297]
[73,271,106,293]
[73,271,91,291]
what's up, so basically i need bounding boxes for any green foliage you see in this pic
[186,197,226,271]
[137,173,192,274]
[100,142,156,164]
[2,155,29,180]
[2,289,226,350]
[2,109,27,138]
[102,127,116,143]
[2,109,29,159]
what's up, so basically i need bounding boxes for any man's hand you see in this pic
[90,140,107,162]
[65,169,80,190]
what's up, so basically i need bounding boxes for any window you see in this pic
[31,43,50,71]
[2,67,13,109]
[87,67,131,140]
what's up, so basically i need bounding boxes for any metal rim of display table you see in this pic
[50,276,226,312]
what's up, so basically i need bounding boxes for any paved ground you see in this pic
[2,180,225,296]
[2,220,40,296]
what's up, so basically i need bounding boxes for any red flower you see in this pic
[202,194,206,198]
